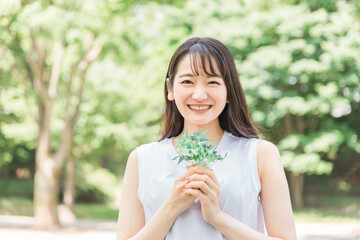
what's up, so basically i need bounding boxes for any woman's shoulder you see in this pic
[134,138,171,156]
[256,139,282,180]
[257,139,279,155]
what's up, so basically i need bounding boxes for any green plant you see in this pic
[172,129,227,169]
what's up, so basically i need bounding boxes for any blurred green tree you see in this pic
[245,1,359,207]
[0,0,106,228]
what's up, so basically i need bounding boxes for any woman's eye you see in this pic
[181,80,193,84]
[209,81,220,85]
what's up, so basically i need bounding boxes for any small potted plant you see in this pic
[172,129,227,169]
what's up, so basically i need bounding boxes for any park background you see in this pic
[0,0,359,237]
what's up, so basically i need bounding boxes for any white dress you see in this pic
[136,130,266,240]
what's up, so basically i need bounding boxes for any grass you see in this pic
[0,197,118,220]
[0,195,358,223]
[0,197,33,216]
[0,179,33,198]
[74,203,118,220]
[294,208,360,223]
[293,194,360,223]
[305,194,360,206]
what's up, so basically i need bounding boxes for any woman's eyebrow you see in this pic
[178,73,222,79]
[178,73,195,78]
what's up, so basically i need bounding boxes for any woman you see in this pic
[117,37,297,240]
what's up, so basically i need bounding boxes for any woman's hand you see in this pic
[184,168,222,225]
[165,167,199,217]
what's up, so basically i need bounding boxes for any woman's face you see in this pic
[167,54,227,128]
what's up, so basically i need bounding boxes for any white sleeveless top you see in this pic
[136,130,265,239]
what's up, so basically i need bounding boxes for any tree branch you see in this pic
[78,45,103,71]
[27,34,47,101]
[71,44,103,126]
[54,37,103,169]
[284,113,293,135]
[70,68,87,127]
[295,115,305,133]
[309,117,319,133]
[48,41,66,99]
[62,33,97,130]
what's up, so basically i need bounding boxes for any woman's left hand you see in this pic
[184,168,222,225]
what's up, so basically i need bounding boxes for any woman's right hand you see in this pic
[165,167,198,217]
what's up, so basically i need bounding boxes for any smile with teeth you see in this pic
[188,105,212,111]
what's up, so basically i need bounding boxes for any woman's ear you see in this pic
[167,78,175,101]
[168,92,175,101]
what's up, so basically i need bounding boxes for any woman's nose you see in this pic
[192,85,207,101]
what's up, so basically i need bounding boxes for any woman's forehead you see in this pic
[176,53,222,77]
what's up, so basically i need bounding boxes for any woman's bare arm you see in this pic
[117,150,197,240]
[258,140,297,240]
[116,149,145,239]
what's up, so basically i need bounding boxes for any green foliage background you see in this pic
[0,0,359,203]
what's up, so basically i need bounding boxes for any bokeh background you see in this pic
[0,0,359,236]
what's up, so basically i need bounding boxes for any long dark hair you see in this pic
[160,37,259,140]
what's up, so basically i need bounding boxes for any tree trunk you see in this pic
[288,172,304,208]
[30,35,101,229]
[63,153,75,210]
[34,101,60,229]
[34,160,60,228]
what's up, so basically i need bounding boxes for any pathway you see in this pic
[0,215,359,240]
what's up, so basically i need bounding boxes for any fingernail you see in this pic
[186,177,191,181]
[185,184,189,188]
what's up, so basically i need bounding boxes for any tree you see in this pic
[0,0,106,228]
[230,1,360,207]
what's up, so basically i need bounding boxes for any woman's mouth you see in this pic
[188,105,212,111]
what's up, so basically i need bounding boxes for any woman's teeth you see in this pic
[189,105,211,110]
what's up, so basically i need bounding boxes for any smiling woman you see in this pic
[166,54,228,129]
[117,37,297,240]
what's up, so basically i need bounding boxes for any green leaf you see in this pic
[172,128,227,167]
